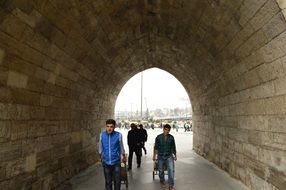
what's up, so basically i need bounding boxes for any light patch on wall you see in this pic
[54,64,61,75]
[277,0,286,9]
[47,64,61,84]
[47,73,56,84]
[25,154,36,172]
[7,71,28,88]
[12,8,42,28]
[0,48,5,65]
[71,132,81,144]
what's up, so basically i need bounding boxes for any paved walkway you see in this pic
[59,128,249,190]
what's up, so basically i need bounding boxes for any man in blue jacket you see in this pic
[99,119,126,190]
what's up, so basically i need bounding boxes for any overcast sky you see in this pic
[114,68,191,112]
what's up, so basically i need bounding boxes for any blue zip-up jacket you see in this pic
[99,131,125,165]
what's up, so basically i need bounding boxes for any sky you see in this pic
[114,68,191,112]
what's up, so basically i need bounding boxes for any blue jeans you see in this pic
[103,162,121,190]
[158,156,175,187]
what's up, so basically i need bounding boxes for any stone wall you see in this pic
[0,0,286,190]
[0,1,107,189]
[193,0,286,189]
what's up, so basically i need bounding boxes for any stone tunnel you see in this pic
[0,0,286,189]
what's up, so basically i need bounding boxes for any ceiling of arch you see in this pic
[2,0,283,102]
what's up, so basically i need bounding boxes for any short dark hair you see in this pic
[164,124,171,130]
[139,124,143,128]
[130,123,137,130]
[106,119,116,126]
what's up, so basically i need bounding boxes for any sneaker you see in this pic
[137,164,140,168]
[160,181,165,188]
[168,186,174,190]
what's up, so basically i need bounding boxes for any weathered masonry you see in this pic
[0,0,286,189]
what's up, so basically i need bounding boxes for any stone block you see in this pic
[40,94,54,107]
[5,159,25,178]
[26,78,45,93]
[7,71,28,88]
[12,8,41,28]
[11,121,28,140]
[276,0,286,9]
[249,81,275,99]
[258,148,286,172]
[250,0,280,31]
[268,166,286,190]
[272,133,286,145]
[32,180,42,190]
[274,76,286,95]
[239,0,268,26]
[262,12,286,41]
[7,104,30,120]
[0,68,8,86]
[283,8,286,18]
[29,106,45,120]
[71,132,81,144]
[0,103,8,120]
[0,48,5,65]
[0,141,22,162]
[27,122,50,138]
[25,154,36,172]
[0,166,5,181]
[264,95,286,114]
[10,88,40,106]
[268,116,286,133]
[34,17,55,40]
[0,87,11,104]
[47,73,57,84]
[42,174,52,190]
[34,67,51,82]
[0,13,27,40]
[6,55,37,76]
[52,146,67,160]
[22,136,53,156]
[0,121,11,143]
[36,150,51,165]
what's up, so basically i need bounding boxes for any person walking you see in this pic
[127,123,142,170]
[138,124,148,155]
[99,119,126,190]
[153,124,177,190]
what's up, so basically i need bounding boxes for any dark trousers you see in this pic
[103,162,121,190]
[142,142,147,154]
[128,147,141,168]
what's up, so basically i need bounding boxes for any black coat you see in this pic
[127,129,141,149]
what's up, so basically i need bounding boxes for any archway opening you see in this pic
[115,67,192,126]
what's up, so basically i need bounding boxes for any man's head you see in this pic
[163,124,171,136]
[139,124,143,129]
[130,123,137,130]
[105,119,116,134]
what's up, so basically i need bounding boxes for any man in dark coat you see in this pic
[127,123,142,170]
[138,124,148,155]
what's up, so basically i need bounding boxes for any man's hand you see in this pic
[122,155,127,163]
[98,154,102,162]
[152,155,156,161]
[173,155,177,161]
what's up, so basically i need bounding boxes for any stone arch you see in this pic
[0,0,286,190]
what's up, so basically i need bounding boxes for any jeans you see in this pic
[103,162,121,190]
[158,156,175,187]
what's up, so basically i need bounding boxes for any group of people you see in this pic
[99,119,177,190]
